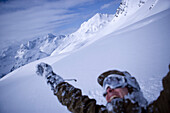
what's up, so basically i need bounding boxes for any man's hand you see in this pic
[36,62,64,90]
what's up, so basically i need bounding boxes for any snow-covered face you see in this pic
[105,87,128,102]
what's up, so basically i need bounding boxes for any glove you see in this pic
[36,62,64,90]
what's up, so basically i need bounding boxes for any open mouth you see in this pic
[109,95,119,102]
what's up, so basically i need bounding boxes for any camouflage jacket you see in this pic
[54,82,145,113]
[53,68,170,113]
[147,67,170,113]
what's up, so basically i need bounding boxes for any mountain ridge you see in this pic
[0,0,168,78]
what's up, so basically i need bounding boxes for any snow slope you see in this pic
[0,0,170,113]
[51,0,170,55]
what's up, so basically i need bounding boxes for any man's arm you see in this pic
[147,65,170,113]
[54,82,107,113]
[36,62,107,113]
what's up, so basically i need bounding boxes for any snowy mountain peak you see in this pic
[27,40,36,50]
[50,13,115,55]
[89,13,111,21]
[0,32,67,78]
[20,43,29,50]
[115,0,147,17]
[43,33,56,42]
[15,33,65,58]
[0,33,66,76]
[74,13,114,35]
[46,33,56,39]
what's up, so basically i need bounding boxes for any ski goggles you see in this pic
[103,74,127,91]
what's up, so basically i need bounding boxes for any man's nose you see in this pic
[106,87,113,93]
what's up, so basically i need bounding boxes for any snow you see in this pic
[0,0,170,113]
[52,0,170,57]
[0,33,66,78]
[51,13,114,56]
[74,13,114,35]
[1,0,170,78]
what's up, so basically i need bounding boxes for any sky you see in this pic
[0,0,121,50]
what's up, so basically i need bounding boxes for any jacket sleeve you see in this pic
[53,82,108,113]
[147,66,170,113]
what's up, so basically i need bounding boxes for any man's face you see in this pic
[105,87,128,102]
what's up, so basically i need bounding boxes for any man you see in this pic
[36,62,170,113]
[98,70,147,112]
